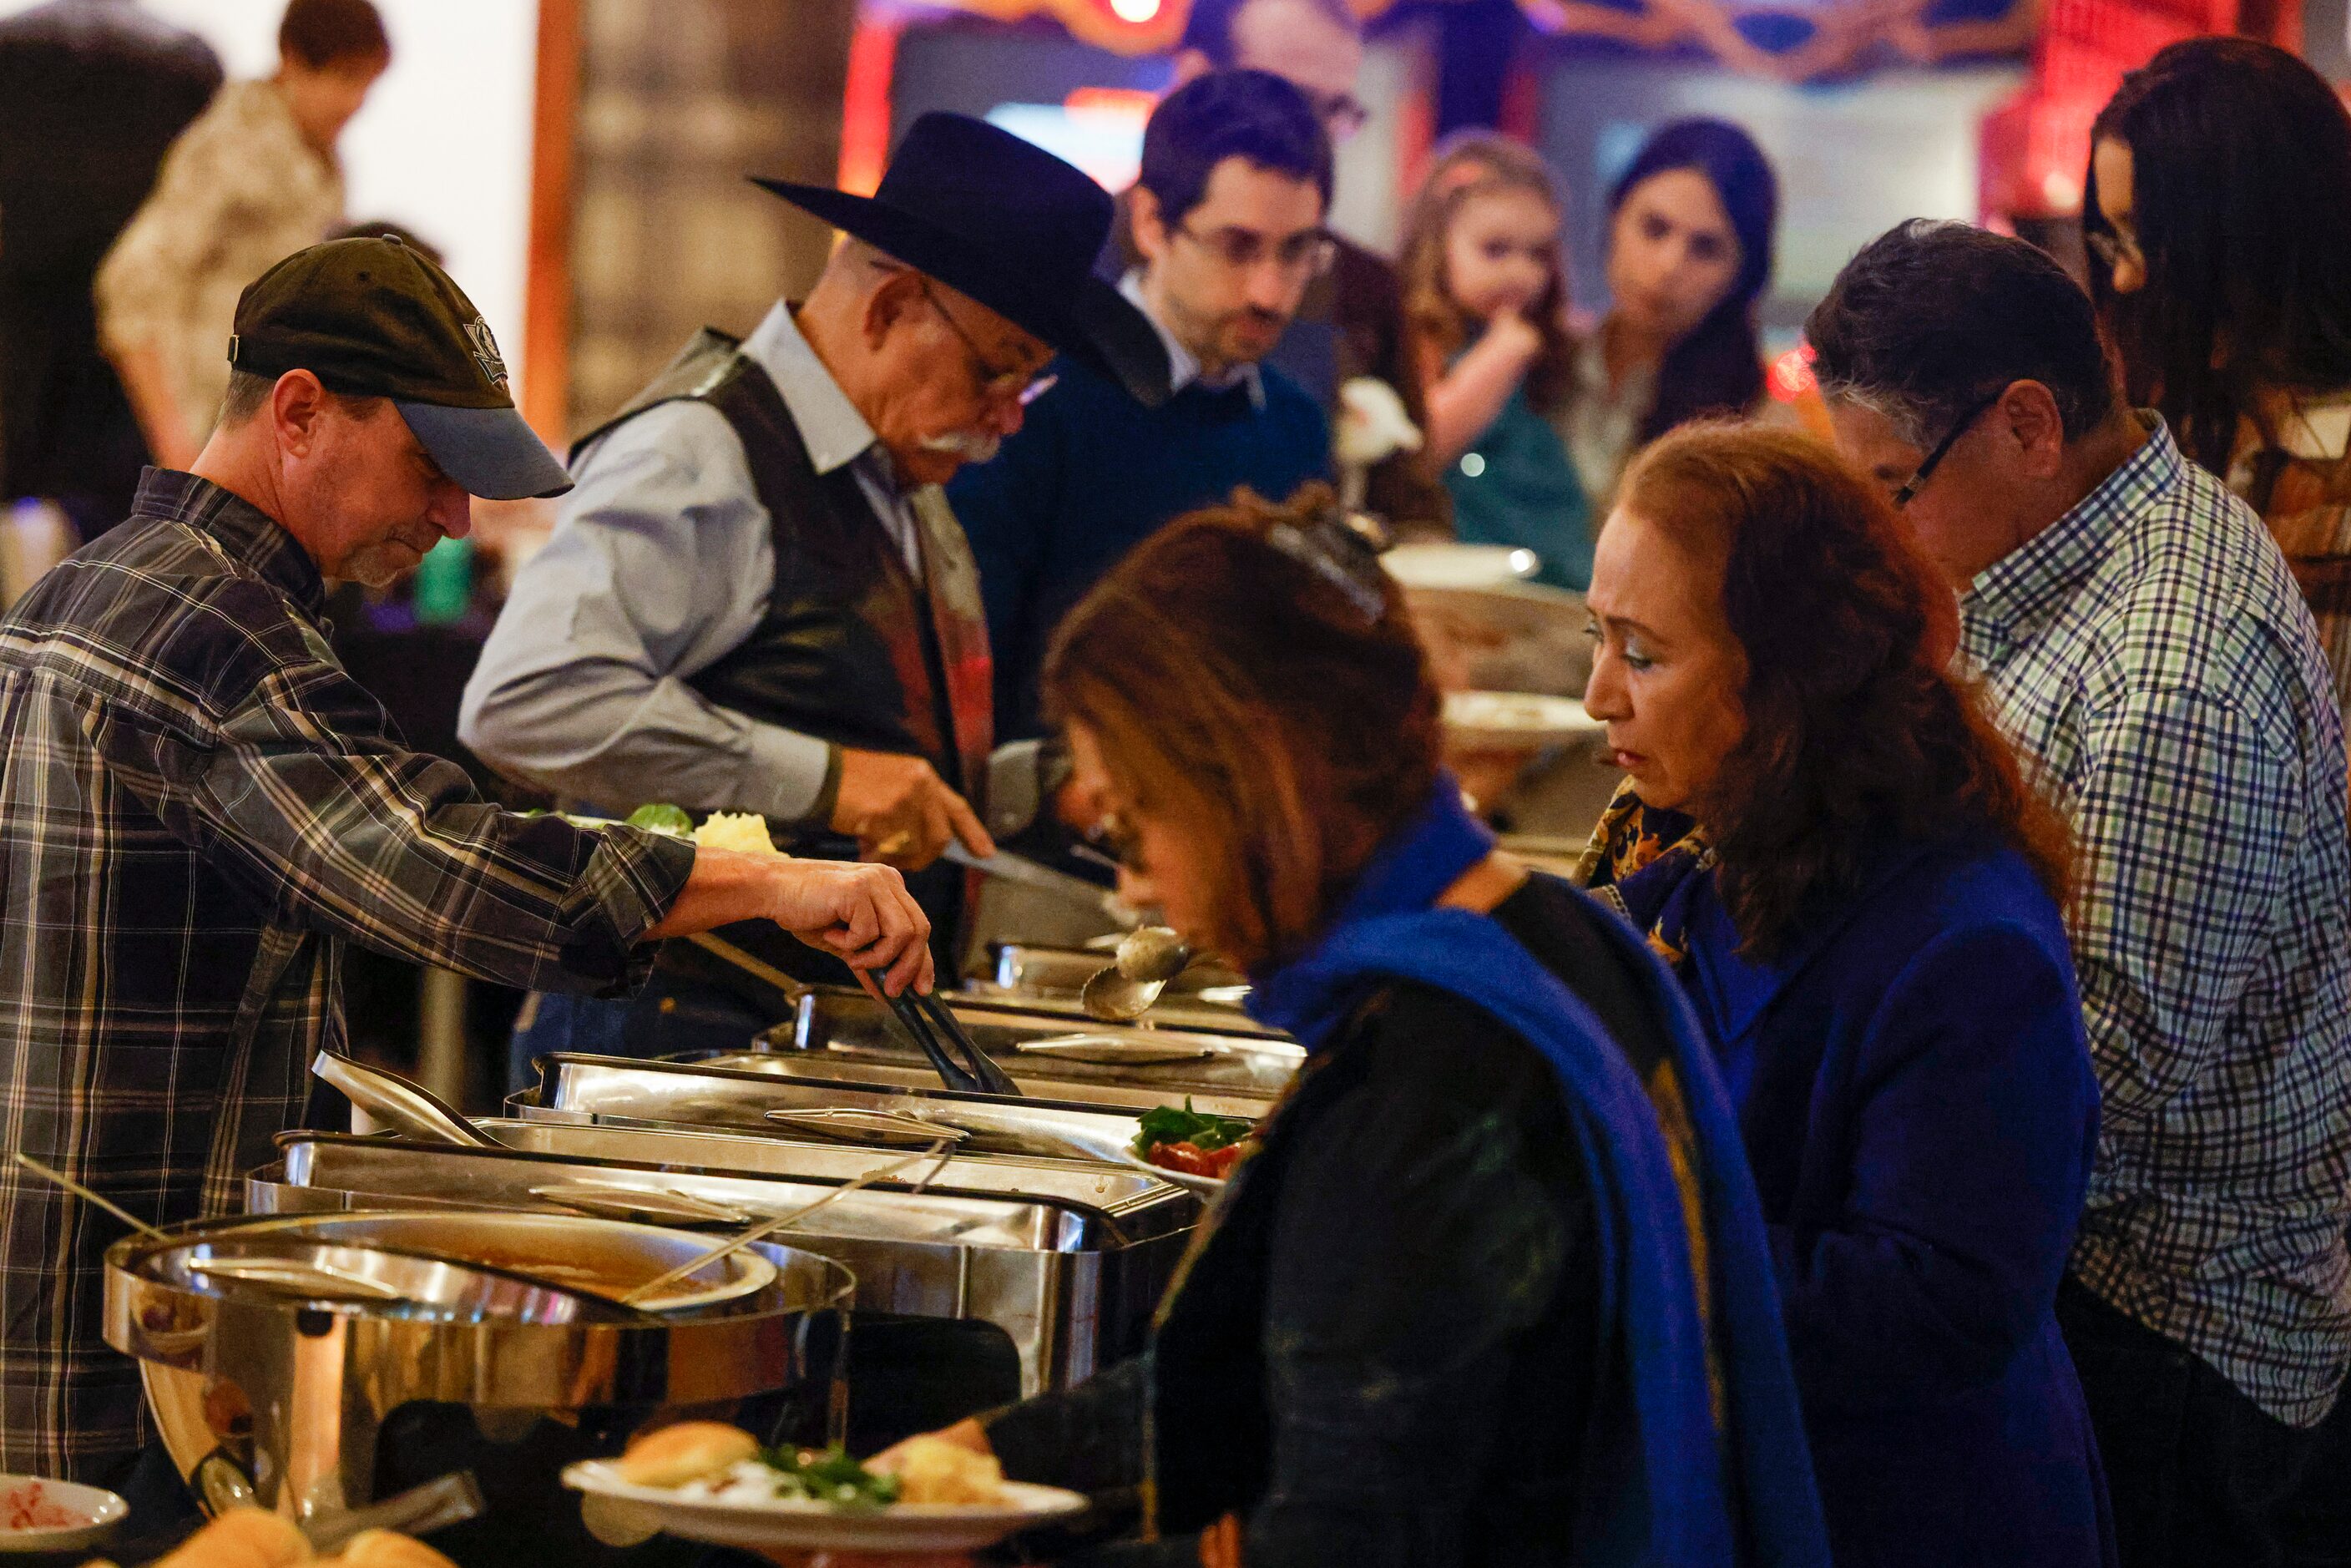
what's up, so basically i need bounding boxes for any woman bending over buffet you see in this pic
[808,483,1830,1567]
[1577,424,2111,1568]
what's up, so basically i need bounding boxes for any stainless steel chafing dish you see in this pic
[522,1050,1271,1142]
[249,1124,1195,1400]
[748,989,1296,1111]
[106,1211,850,1568]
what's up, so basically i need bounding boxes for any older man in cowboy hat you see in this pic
[463,115,1166,1063]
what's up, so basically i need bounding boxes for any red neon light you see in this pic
[837,18,900,197]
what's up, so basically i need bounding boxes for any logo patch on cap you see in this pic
[464,317,509,392]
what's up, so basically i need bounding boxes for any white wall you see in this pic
[2,0,540,398]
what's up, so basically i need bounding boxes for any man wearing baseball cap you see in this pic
[0,235,935,1507]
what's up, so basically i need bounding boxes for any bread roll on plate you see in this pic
[892,1435,1004,1505]
[154,1508,310,1568]
[614,1422,761,1488]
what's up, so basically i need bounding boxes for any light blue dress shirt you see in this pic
[459,302,928,824]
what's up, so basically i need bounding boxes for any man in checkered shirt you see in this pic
[1807,220,2351,1567]
[0,236,934,1520]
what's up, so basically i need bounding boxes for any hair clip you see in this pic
[1267,514,1387,624]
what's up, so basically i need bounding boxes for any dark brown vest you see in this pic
[574,326,994,994]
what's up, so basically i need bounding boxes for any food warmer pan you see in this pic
[518,1051,1271,1147]
[105,1210,850,1568]
[248,1125,1196,1404]
[758,987,1298,1107]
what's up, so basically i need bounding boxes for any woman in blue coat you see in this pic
[1578,423,2115,1568]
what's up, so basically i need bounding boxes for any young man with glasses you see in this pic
[1810,218,2351,1568]
[462,115,1166,1065]
[1166,0,1443,529]
[952,68,1336,741]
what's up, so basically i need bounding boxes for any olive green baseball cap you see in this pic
[228,235,572,500]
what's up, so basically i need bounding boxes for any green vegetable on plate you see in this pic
[752,1444,902,1510]
[625,802,695,837]
[1132,1098,1253,1159]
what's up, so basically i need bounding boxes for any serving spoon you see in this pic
[1079,926,1195,1022]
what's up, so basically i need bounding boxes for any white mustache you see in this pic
[918,431,1000,463]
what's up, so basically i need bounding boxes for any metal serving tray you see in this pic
[467,1116,1186,1219]
[251,1130,1195,1396]
[759,989,1297,1110]
[525,1051,1269,1145]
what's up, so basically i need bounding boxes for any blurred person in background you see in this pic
[0,0,220,534]
[95,0,388,472]
[2086,37,2351,716]
[463,115,1165,1068]
[846,483,1829,1568]
[1165,0,1444,530]
[1565,119,1780,509]
[1579,423,2111,1568]
[1810,219,2351,1568]
[1402,132,1591,590]
[952,69,1332,742]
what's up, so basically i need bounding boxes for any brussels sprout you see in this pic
[624,802,695,837]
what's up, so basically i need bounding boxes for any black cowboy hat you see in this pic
[754,114,1170,408]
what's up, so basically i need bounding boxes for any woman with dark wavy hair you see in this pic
[2086,37,2351,711]
[1577,424,2111,1568]
[1564,119,1778,510]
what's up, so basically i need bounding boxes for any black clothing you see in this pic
[2059,1276,2334,1568]
[983,873,1676,1566]
[0,1,220,528]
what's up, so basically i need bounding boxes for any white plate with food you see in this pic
[1383,542,1542,590]
[0,1474,126,1554]
[1443,690,1605,750]
[566,1425,1085,1554]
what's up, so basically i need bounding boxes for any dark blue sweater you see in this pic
[1678,837,2111,1568]
[948,355,1330,740]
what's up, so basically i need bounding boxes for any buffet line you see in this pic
[88,918,1310,1565]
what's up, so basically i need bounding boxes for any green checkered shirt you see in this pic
[0,471,696,1480]
[1960,418,2351,1425]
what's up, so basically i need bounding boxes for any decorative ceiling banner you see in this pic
[1518,0,2040,79]
[892,0,2036,76]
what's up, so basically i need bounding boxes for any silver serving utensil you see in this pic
[618,1139,955,1305]
[1079,926,1194,1022]
[527,1182,754,1227]
[1014,1033,1216,1065]
[313,1051,499,1147]
[12,1151,168,1239]
[305,1470,487,1554]
[182,1257,408,1301]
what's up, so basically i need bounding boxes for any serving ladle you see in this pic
[1079,926,1195,1022]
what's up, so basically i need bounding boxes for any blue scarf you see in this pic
[1247,780,1828,1567]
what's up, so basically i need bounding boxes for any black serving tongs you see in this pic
[852,970,1021,1095]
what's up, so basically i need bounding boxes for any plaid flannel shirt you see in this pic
[1959,419,2351,1425]
[0,471,696,1479]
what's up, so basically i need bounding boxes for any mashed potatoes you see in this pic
[693,812,781,856]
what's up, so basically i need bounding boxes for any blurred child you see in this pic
[1401,134,1592,589]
